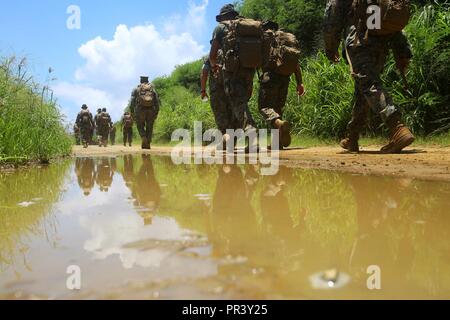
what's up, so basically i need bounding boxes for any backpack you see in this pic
[80,110,91,125]
[99,112,110,127]
[222,18,264,72]
[354,0,411,37]
[266,31,301,76]
[123,115,133,128]
[137,83,155,107]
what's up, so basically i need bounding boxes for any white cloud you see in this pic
[55,0,209,121]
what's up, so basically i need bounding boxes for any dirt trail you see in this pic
[73,144,450,182]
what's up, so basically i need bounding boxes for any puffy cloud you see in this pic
[56,0,209,121]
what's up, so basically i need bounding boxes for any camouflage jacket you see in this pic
[323,0,412,61]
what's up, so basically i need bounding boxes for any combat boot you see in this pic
[381,123,415,154]
[141,137,148,150]
[274,119,291,148]
[340,137,359,153]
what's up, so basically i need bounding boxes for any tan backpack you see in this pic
[137,83,155,107]
[222,18,264,72]
[123,115,133,128]
[269,31,301,76]
[354,0,411,37]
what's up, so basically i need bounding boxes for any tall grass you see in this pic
[0,57,72,164]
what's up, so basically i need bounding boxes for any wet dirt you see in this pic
[0,153,449,300]
[72,145,450,182]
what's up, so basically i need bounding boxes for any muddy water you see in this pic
[0,155,449,300]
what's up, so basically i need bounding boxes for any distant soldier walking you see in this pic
[130,76,160,150]
[94,108,101,144]
[97,108,112,147]
[121,111,134,147]
[75,104,95,148]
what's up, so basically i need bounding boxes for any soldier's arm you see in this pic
[390,32,413,74]
[200,63,209,98]
[294,64,305,96]
[154,90,161,109]
[209,25,224,68]
[130,89,137,116]
[323,0,353,63]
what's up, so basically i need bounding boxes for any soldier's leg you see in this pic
[348,41,414,153]
[147,109,158,145]
[210,85,232,134]
[259,76,282,127]
[224,71,256,133]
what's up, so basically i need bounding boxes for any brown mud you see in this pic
[73,145,450,182]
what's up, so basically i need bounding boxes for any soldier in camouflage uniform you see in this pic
[209,4,258,151]
[259,21,305,149]
[130,76,160,150]
[97,108,113,147]
[324,0,415,153]
[121,112,134,147]
[75,104,95,148]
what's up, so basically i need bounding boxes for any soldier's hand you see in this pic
[297,84,305,97]
[326,50,340,64]
[201,90,209,101]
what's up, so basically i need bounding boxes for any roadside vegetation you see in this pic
[149,1,449,146]
[0,57,72,165]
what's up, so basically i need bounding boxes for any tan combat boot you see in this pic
[340,137,359,153]
[381,124,415,154]
[274,119,291,148]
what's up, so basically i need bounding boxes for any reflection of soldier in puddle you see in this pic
[260,167,302,257]
[75,158,96,196]
[210,165,259,258]
[96,158,115,192]
[130,155,161,225]
[122,154,135,190]
[344,175,415,289]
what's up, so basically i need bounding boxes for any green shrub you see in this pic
[0,56,72,163]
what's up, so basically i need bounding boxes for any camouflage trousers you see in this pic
[209,72,239,134]
[123,127,133,145]
[345,29,400,137]
[98,126,110,145]
[80,126,93,145]
[110,131,116,145]
[136,105,159,143]
[258,71,290,127]
[223,68,257,133]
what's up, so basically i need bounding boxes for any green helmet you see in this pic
[82,104,88,110]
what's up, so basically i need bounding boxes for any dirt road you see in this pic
[73,144,450,182]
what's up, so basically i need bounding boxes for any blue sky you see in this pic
[0,0,229,121]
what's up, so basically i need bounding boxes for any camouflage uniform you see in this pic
[73,124,81,145]
[324,0,413,139]
[97,111,112,147]
[202,55,238,133]
[75,109,95,147]
[258,71,291,125]
[212,23,257,133]
[121,113,134,146]
[130,82,160,147]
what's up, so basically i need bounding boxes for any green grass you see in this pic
[0,56,72,165]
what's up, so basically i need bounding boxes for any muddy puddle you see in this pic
[0,155,449,300]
